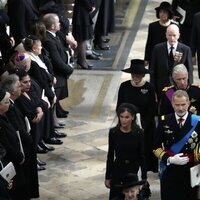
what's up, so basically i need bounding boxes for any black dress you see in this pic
[72,0,94,42]
[105,127,147,199]
[0,114,28,200]
[116,80,158,172]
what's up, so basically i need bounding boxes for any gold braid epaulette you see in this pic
[162,86,174,92]
[191,83,200,88]
[194,143,200,163]
[153,148,166,160]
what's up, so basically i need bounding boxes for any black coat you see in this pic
[154,113,200,200]
[116,81,157,172]
[191,12,200,78]
[172,0,200,46]
[29,60,55,103]
[0,114,28,200]
[7,0,39,44]
[105,127,146,199]
[6,102,39,198]
[94,0,115,37]
[72,0,94,41]
[0,143,11,200]
[150,41,193,97]
[43,31,73,94]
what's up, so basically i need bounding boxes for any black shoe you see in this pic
[59,122,66,126]
[62,110,69,115]
[45,137,63,145]
[37,158,46,166]
[102,38,110,43]
[86,53,100,60]
[39,141,55,151]
[37,145,48,154]
[37,164,46,171]
[54,130,67,138]
[77,61,93,70]
[54,124,65,129]
[94,43,110,50]
[56,113,68,118]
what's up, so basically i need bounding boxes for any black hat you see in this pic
[155,2,174,19]
[120,173,146,189]
[122,59,150,74]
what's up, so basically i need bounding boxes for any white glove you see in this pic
[168,153,189,165]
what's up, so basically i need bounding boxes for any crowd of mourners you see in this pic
[0,0,200,200]
[0,0,115,199]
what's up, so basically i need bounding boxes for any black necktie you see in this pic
[169,46,174,70]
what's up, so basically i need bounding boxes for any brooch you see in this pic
[164,129,173,134]
[141,89,148,94]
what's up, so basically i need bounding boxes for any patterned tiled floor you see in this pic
[36,0,199,199]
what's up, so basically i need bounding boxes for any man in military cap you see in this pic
[153,90,200,200]
[159,63,200,116]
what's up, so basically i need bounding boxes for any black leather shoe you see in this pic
[45,137,63,145]
[37,158,46,166]
[59,122,66,126]
[37,145,48,154]
[56,113,68,118]
[54,130,67,138]
[39,141,55,151]
[37,164,46,171]
[77,61,93,70]
[102,38,110,43]
[54,125,65,129]
[94,43,110,50]
[86,53,100,60]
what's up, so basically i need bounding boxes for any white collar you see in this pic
[167,42,178,51]
[175,112,188,124]
[47,30,56,37]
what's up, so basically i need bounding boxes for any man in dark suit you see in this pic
[150,24,193,98]
[42,13,74,118]
[160,63,200,116]
[153,90,200,200]
[191,12,200,79]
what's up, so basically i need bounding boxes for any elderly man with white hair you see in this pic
[159,63,200,115]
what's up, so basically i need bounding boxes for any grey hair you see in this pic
[0,74,19,93]
[172,64,188,80]
[42,13,58,30]
[172,89,189,101]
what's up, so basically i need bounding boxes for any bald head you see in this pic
[166,24,180,46]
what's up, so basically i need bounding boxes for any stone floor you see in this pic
[36,0,199,199]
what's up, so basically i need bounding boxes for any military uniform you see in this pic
[159,84,200,116]
[153,113,200,200]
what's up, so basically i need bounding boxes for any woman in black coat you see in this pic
[144,1,174,66]
[116,59,158,173]
[104,103,147,200]
[72,0,95,69]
